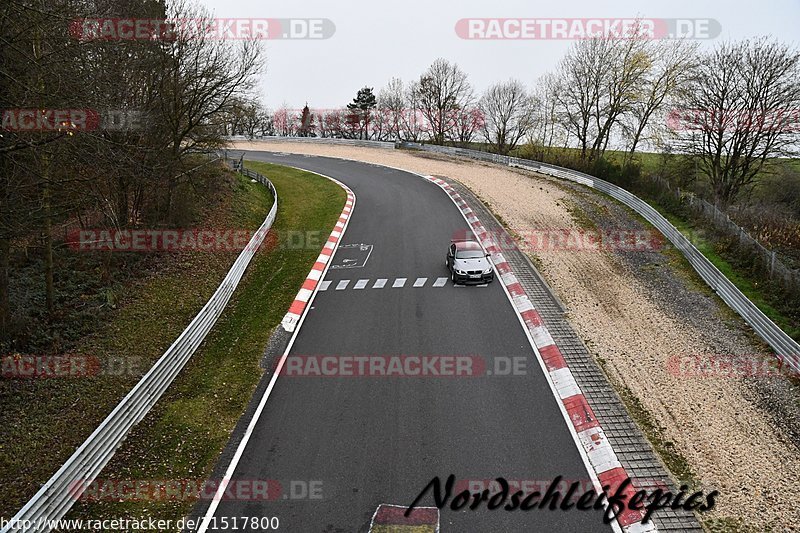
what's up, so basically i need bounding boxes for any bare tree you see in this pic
[417,58,473,144]
[480,79,536,155]
[0,0,169,320]
[370,107,395,141]
[621,39,699,161]
[378,78,406,142]
[0,0,269,334]
[225,96,269,137]
[315,109,345,138]
[552,23,653,163]
[401,80,425,142]
[154,1,264,216]
[314,109,329,138]
[273,104,295,136]
[158,2,263,153]
[593,36,653,160]
[527,74,567,158]
[454,106,483,146]
[673,38,800,206]
[551,38,607,161]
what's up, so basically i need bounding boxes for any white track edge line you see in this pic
[197,166,354,533]
[426,177,627,533]
[231,149,629,533]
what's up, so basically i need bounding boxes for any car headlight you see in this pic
[483,267,492,274]
[456,269,466,275]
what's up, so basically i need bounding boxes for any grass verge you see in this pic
[653,202,800,342]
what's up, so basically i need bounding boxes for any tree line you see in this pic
[0,0,264,338]
[238,33,799,209]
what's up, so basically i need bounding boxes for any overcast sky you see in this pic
[198,0,800,110]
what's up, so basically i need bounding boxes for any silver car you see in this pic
[446,240,494,284]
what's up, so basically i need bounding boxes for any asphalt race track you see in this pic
[205,151,614,532]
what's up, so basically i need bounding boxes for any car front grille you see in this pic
[467,270,482,275]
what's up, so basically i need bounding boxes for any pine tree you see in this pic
[298,104,315,137]
[346,87,377,139]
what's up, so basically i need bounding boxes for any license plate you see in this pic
[469,274,481,278]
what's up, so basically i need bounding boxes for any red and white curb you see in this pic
[198,169,354,533]
[369,504,439,532]
[281,183,356,332]
[425,176,656,533]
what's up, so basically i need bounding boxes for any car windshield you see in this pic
[456,250,484,259]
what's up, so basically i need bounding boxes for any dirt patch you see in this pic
[232,140,800,530]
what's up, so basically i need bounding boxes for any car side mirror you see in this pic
[485,253,491,258]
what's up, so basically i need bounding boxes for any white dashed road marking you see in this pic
[317,276,492,292]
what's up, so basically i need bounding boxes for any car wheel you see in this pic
[451,270,457,284]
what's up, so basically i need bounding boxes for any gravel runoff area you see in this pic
[232,141,800,530]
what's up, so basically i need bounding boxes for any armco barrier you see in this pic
[228,135,395,150]
[232,136,799,369]
[398,141,800,373]
[1,158,277,533]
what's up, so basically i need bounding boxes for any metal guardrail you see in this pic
[1,158,278,533]
[397,141,800,372]
[229,135,799,367]
[227,135,395,150]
